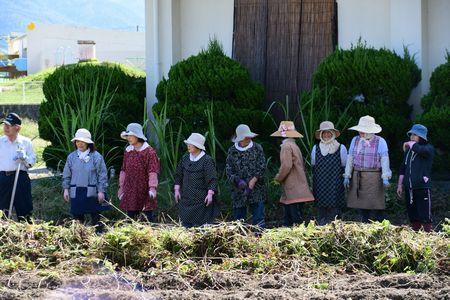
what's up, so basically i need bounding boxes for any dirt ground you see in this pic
[0,270,448,300]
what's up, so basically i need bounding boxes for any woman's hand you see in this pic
[204,190,214,206]
[248,177,258,190]
[149,188,157,199]
[174,185,181,203]
[63,189,70,203]
[98,192,105,203]
[396,185,403,198]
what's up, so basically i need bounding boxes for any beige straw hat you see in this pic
[315,121,340,139]
[270,121,303,138]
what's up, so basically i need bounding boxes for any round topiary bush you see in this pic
[153,39,273,162]
[39,61,146,170]
[418,53,450,174]
[311,43,421,165]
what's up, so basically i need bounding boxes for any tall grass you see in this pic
[43,72,119,168]
[204,102,227,164]
[149,100,184,182]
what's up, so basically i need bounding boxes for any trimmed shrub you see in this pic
[39,61,146,170]
[311,42,421,165]
[153,39,274,162]
[418,53,450,174]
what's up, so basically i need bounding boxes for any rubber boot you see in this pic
[411,221,421,231]
[422,223,433,233]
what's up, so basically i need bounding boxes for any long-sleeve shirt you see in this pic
[62,150,108,193]
[226,141,266,207]
[0,135,36,171]
[399,143,434,190]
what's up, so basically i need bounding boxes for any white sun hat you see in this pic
[120,123,147,141]
[348,115,382,134]
[71,128,94,144]
[232,124,258,143]
[184,133,206,151]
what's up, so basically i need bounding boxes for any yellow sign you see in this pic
[27,22,36,31]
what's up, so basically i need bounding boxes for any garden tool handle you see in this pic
[8,162,22,219]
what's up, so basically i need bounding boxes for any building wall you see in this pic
[145,0,234,107]
[337,0,450,112]
[7,35,27,57]
[26,24,145,74]
[337,0,391,49]
[178,0,234,59]
[427,0,450,90]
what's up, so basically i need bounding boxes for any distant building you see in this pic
[7,23,145,74]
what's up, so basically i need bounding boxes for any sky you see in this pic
[0,0,145,52]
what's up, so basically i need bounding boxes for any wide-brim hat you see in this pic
[407,124,428,141]
[348,115,382,134]
[121,123,147,141]
[184,133,206,150]
[232,124,258,143]
[315,121,340,139]
[71,128,94,144]
[270,121,303,138]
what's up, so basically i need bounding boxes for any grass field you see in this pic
[0,82,45,104]
[0,68,54,104]
[19,118,49,167]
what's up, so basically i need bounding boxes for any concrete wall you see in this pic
[145,0,234,107]
[26,24,145,74]
[178,0,234,59]
[426,0,450,92]
[337,0,450,112]
[338,0,391,49]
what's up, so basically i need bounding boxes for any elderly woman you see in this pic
[63,128,109,229]
[174,133,218,228]
[272,121,314,226]
[397,124,435,232]
[311,121,347,225]
[118,123,160,222]
[344,116,391,223]
[226,124,266,227]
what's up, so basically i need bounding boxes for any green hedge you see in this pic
[310,43,421,165]
[153,39,273,161]
[418,53,450,174]
[39,61,146,170]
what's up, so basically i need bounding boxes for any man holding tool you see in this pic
[0,113,36,220]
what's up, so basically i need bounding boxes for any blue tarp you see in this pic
[13,58,27,71]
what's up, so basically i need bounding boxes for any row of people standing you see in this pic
[56,116,437,232]
[0,113,434,233]
[229,115,434,232]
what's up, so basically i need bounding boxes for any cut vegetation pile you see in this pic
[1,217,448,278]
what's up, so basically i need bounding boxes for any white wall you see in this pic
[26,24,145,74]
[7,36,27,57]
[426,0,450,92]
[145,0,234,107]
[337,0,391,49]
[337,0,450,112]
[178,0,234,59]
